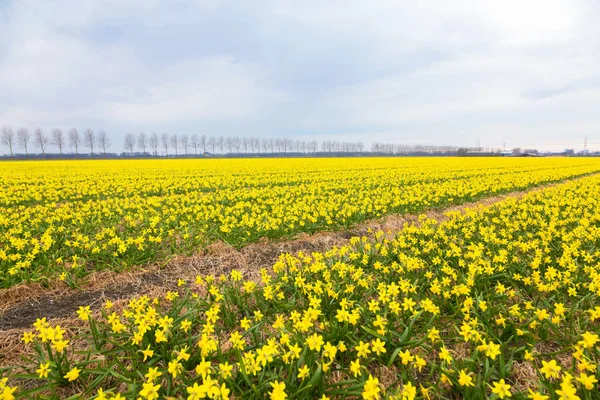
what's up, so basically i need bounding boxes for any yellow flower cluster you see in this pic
[22,317,70,353]
[2,158,600,287]
[5,172,600,398]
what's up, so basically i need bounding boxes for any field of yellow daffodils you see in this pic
[1,158,600,399]
[2,158,600,288]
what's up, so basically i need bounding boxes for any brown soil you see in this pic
[0,233,355,331]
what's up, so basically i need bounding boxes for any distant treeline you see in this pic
[0,151,488,160]
[371,143,496,156]
[2,126,497,158]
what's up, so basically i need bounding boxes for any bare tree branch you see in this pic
[137,132,148,154]
[98,130,110,156]
[51,129,65,155]
[179,134,189,156]
[1,126,15,156]
[84,128,95,155]
[68,128,80,156]
[149,133,159,156]
[33,128,49,155]
[161,133,169,156]
[123,133,136,156]
[16,128,31,155]
[170,134,178,156]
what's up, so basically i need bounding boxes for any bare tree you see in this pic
[68,128,80,156]
[84,128,95,155]
[170,134,178,156]
[1,126,15,156]
[124,133,136,156]
[208,136,216,154]
[149,133,159,156]
[33,128,49,155]
[98,130,110,156]
[161,133,170,156]
[17,128,31,155]
[190,134,199,156]
[255,137,262,153]
[232,137,241,153]
[137,132,148,154]
[200,135,207,154]
[179,134,189,156]
[51,129,65,155]
[261,138,268,153]
[217,136,224,154]
[310,140,318,153]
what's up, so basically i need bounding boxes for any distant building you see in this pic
[519,152,539,157]
[564,149,575,155]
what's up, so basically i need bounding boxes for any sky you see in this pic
[1,0,599,152]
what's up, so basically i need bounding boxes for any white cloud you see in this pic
[0,1,285,135]
[105,57,289,124]
[0,0,599,151]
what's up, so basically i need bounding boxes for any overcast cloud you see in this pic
[1,0,599,151]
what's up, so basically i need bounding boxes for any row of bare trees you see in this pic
[2,127,504,158]
[321,141,364,153]
[371,142,477,156]
[2,127,370,158]
[121,132,331,156]
[1,127,111,156]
